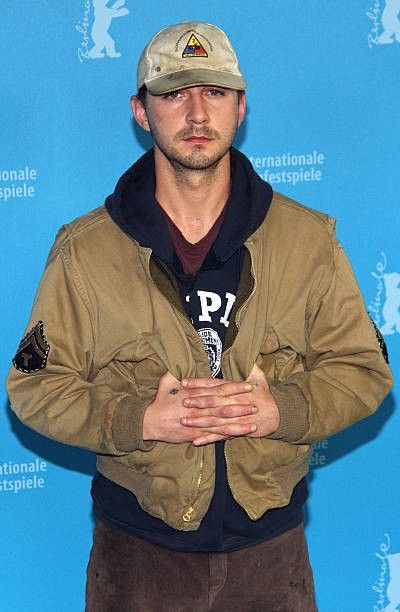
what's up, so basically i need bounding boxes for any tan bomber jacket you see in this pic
[7,193,393,530]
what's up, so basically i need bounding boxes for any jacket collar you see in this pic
[105,148,273,264]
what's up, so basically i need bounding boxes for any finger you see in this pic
[192,423,257,445]
[218,403,258,418]
[192,433,228,446]
[183,416,222,428]
[183,382,254,401]
[183,415,255,428]
[183,392,254,408]
[200,422,257,436]
[182,377,254,393]
[181,404,257,426]
[182,377,223,388]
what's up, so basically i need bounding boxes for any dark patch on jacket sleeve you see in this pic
[370,317,389,364]
[12,321,50,373]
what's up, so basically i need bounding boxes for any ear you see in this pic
[131,95,151,132]
[237,91,246,127]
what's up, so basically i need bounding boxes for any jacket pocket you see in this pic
[258,327,306,383]
[257,327,280,381]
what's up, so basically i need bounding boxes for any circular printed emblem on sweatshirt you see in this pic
[198,328,222,377]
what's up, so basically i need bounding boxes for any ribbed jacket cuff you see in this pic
[268,383,309,442]
[112,396,156,453]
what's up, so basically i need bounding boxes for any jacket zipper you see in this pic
[182,449,204,522]
[146,252,215,525]
[224,246,257,518]
[161,294,208,524]
[234,249,256,329]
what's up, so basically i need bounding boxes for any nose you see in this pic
[186,90,209,125]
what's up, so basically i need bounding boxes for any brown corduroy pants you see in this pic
[86,521,317,611]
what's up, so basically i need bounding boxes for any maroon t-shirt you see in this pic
[163,206,226,275]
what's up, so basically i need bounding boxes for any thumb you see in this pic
[159,370,180,387]
[246,363,269,387]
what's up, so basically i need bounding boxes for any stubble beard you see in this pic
[152,125,236,177]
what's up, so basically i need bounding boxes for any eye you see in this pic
[206,88,225,96]
[164,90,183,100]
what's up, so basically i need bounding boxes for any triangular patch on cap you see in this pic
[182,33,208,58]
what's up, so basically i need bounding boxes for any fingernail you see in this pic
[244,383,253,391]
[181,379,188,387]
[183,399,191,407]
[252,405,258,413]
[250,425,257,432]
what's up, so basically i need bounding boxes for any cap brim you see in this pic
[144,68,246,95]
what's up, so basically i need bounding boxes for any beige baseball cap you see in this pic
[137,21,246,95]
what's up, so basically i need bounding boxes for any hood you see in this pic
[105,147,273,264]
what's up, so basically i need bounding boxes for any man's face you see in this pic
[132,86,246,171]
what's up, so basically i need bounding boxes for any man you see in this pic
[7,21,392,611]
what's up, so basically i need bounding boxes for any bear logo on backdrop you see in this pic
[369,253,400,336]
[76,0,129,63]
[367,0,400,47]
[372,534,400,612]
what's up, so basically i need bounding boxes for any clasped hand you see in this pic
[143,364,280,446]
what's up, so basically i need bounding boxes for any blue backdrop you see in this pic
[2,2,399,610]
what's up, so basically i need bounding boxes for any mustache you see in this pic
[175,127,220,140]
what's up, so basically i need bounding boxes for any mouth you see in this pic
[183,136,212,144]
